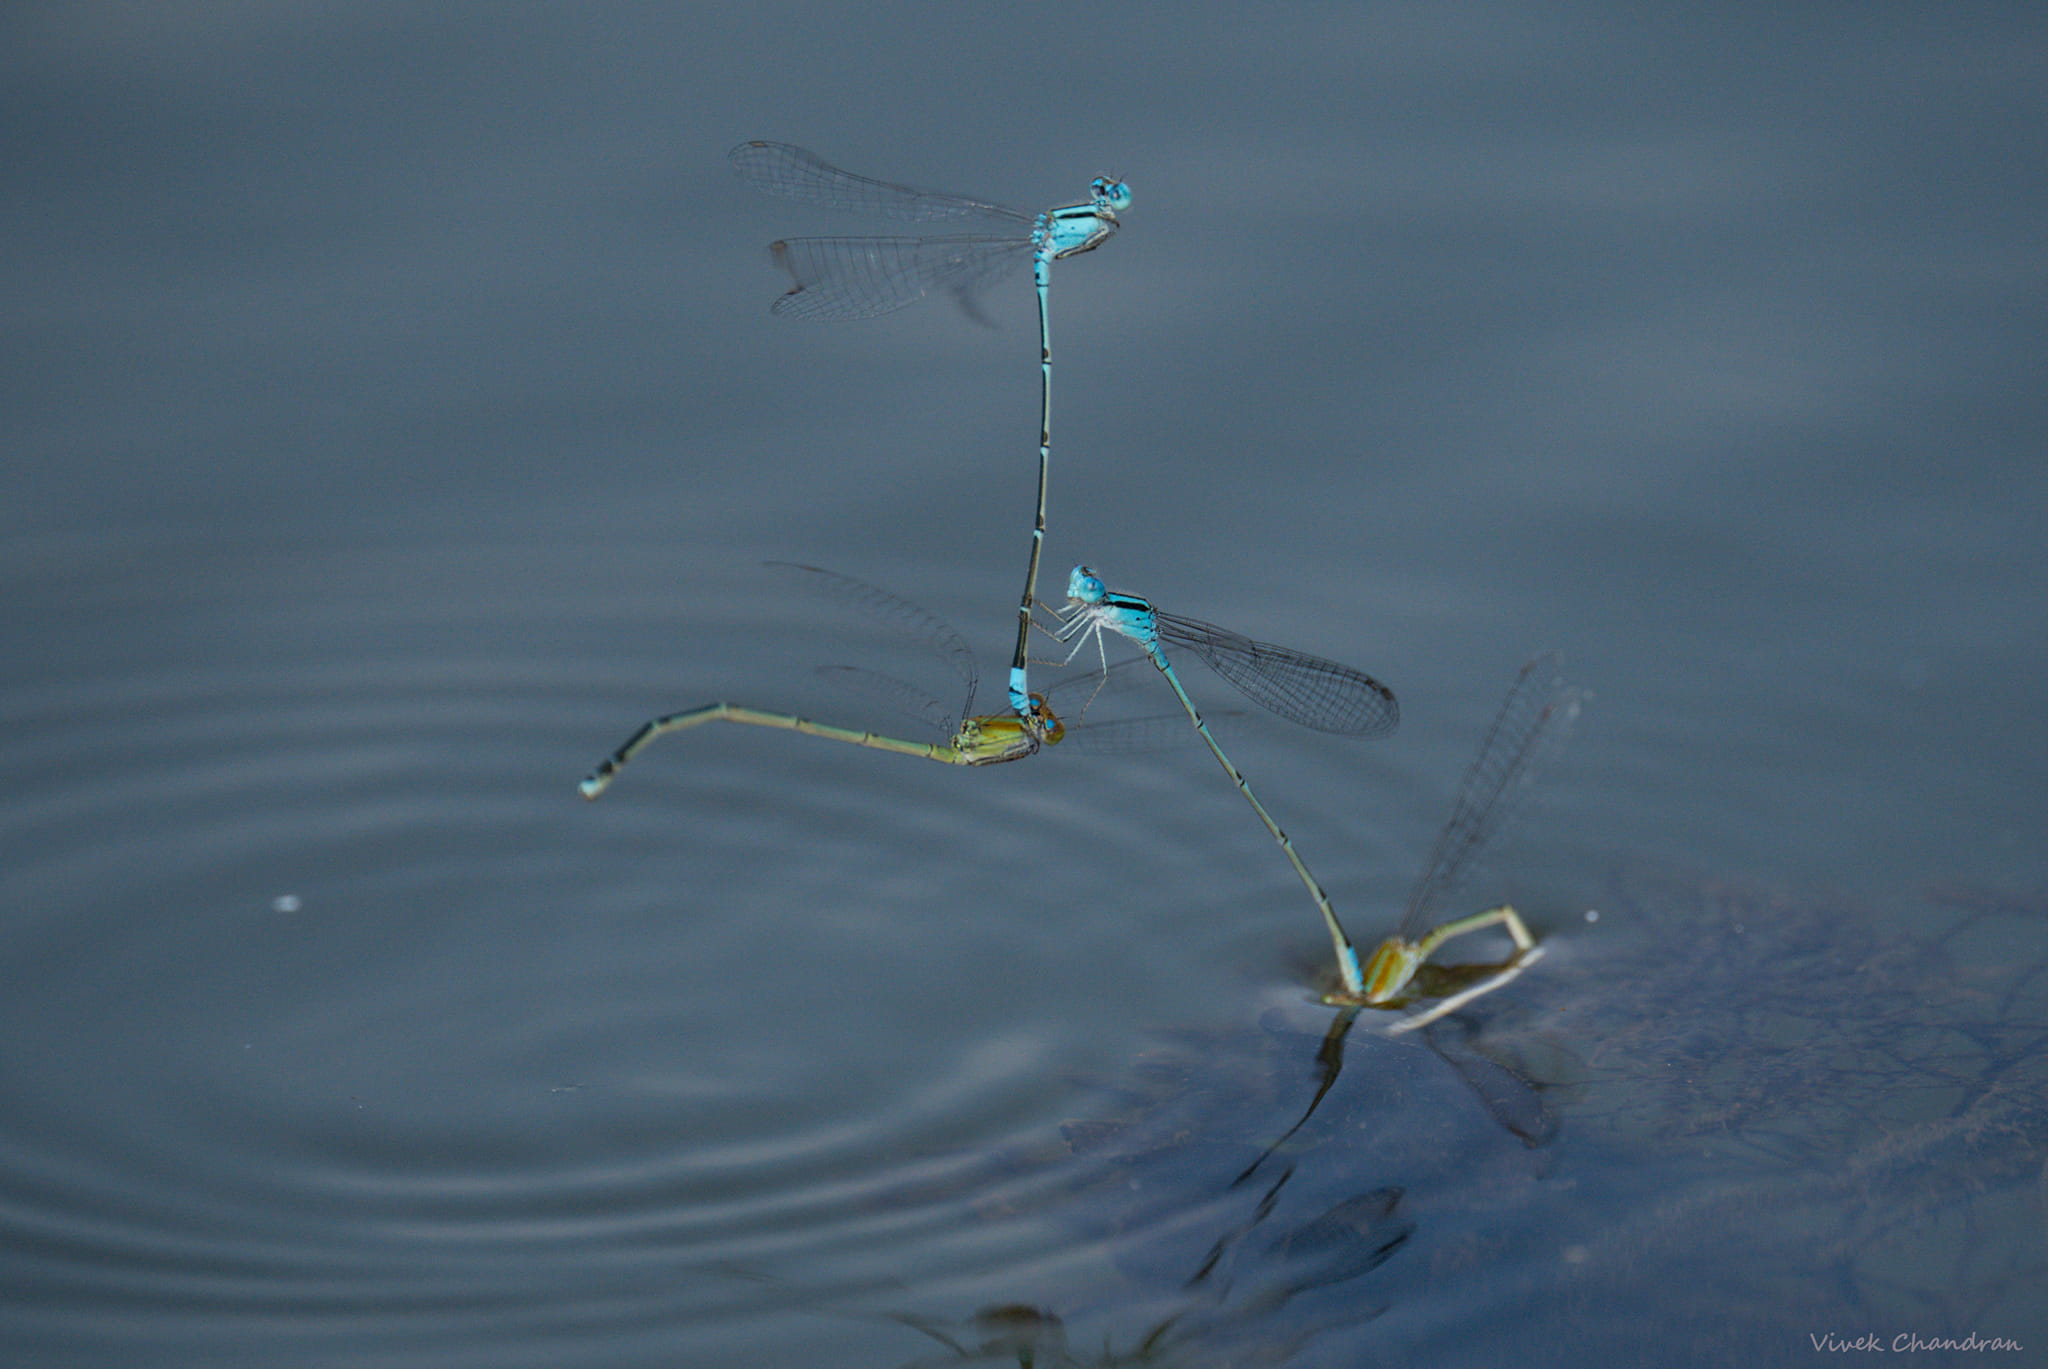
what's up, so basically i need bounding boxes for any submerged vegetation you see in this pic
[862,871,2048,1366]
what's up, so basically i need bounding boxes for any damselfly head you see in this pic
[1066,566,1106,605]
[1092,177,1132,213]
[1028,693,1066,745]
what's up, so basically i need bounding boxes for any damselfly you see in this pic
[1055,565,1399,995]
[1349,651,1582,1026]
[726,141,1131,722]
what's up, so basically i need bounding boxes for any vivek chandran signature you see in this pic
[1809,1332,2024,1353]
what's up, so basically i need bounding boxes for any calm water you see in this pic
[5,4,2045,1365]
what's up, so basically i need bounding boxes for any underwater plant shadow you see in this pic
[866,868,2048,1367]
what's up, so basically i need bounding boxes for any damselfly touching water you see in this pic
[726,141,1131,723]
[1349,651,1582,1027]
[578,564,1175,799]
[580,564,1065,797]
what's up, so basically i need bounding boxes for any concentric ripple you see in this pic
[0,535,1289,1366]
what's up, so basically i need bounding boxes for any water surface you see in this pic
[4,4,2045,1364]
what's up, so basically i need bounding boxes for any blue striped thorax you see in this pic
[1039,177,1129,261]
[1066,564,1156,641]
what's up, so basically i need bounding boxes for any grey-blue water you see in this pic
[5,6,2045,1366]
